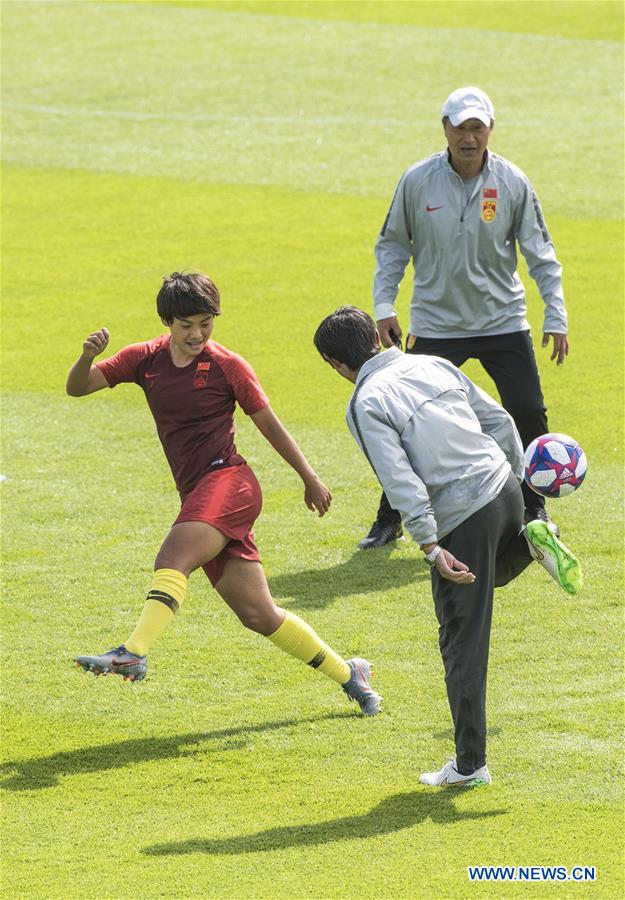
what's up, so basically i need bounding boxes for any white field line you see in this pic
[3,102,407,128]
[6,102,617,130]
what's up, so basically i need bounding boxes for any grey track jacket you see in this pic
[374,150,567,338]
[346,348,524,546]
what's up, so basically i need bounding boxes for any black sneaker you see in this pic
[524,507,560,537]
[358,519,403,550]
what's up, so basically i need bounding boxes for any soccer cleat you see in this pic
[342,657,382,716]
[75,645,147,682]
[524,520,582,596]
[358,519,403,550]
[524,506,560,537]
[419,758,491,787]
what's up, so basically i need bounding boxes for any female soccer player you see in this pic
[67,272,380,715]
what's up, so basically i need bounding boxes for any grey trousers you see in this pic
[432,473,533,773]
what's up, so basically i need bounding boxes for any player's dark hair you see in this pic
[314,306,380,370]
[157,272,221,324]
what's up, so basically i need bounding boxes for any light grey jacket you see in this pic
[346,348,524,545]
[374,150,567,338]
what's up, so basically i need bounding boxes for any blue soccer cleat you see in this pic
[342,657,382,716]
[75,645,147,682]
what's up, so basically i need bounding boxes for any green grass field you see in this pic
[2,1,624,897]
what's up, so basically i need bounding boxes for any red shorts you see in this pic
[174,463,262,587]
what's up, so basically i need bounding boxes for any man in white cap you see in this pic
[359,86,569,549]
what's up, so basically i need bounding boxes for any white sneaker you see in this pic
[419,758,491,787]
[524,520,582,596]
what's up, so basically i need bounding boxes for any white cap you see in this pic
[442,86,494,126]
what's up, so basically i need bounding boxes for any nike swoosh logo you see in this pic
[145,373,158,379]
[426,205,444,212]
[355,663,371,689]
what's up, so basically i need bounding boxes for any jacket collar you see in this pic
[443,147,491,175]
[354,347,403,388]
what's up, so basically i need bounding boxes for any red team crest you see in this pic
[194,361,211,388]
[481,187,497,222]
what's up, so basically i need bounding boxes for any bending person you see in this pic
[314,306,581,785]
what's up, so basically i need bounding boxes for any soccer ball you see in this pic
[524,433,587,497]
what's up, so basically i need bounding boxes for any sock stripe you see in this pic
[268,610,350,686]
[146,590,180,614]
[308,650,327,669]
[125,569,188,657]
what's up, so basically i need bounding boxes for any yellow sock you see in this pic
[268,610,350,685]
[125,569,188,656]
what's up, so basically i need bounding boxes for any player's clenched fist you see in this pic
[83,328,110,359]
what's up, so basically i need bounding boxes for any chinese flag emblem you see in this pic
[194,361,211,388]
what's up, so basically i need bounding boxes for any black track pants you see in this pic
[375,330,549,525]
[431,473,532,773]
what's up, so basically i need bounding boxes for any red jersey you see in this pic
[96,335,269,495]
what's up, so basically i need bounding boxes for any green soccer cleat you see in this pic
[524,520,583,596]
[75,645,147,682]
[342,657,382,716]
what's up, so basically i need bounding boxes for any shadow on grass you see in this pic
[143,789,508,856]
[0,711,355,791]
[268,547,429,609]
